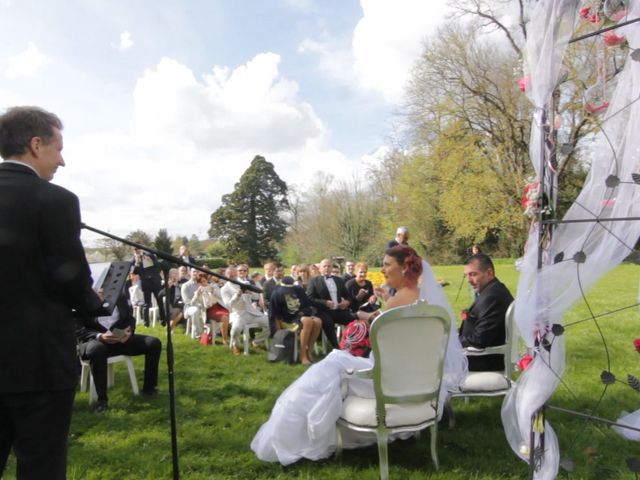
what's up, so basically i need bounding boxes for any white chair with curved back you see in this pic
[335,301,451,479]
[446,301,518,427]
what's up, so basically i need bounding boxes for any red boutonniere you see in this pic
[633,338,640,353]
[518,354,534,371]
[461,310,469,321]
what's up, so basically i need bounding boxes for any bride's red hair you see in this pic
[384,245,422,285]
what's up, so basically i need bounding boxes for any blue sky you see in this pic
[0,0,450,243]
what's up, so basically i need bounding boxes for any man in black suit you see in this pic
[459,253,514,371]
[306,258,355,349]
[76,295,162,412]
[133,248,166,327]
[262,262,285,308]
[0,107,103,479]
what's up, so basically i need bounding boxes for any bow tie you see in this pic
[324,276,332,280]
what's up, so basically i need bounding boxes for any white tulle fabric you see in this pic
[502,1,640,478]
[250,259,467,465]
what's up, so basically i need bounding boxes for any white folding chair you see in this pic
[336,301,451,479]
[79,355,139,404]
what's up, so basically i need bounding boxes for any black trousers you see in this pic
[318,309,354,349]
[143,286,166,325]
[0,388,75,480]
[79,334,162,401]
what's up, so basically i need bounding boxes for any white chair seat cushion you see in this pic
[460,371,509,392]
[340,395,437,428]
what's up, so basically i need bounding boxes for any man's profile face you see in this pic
[464,260,494,294]
[34,128,65,181]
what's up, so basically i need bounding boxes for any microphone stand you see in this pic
[81,223,263,480]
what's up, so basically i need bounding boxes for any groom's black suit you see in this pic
[0,162,102,479]
[459,277,513,371]
[306,275,354,349]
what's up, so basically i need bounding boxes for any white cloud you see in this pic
[5,42,48,79]
[119,31,134,50]
[132,53,327,152]
[352,0,451,102]
[284,0,312,9]
[298,0,450,103]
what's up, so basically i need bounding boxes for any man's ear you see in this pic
[28,136,42,156]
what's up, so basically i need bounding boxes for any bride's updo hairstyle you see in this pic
[385,245,423,285]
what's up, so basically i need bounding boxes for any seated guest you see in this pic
[76,293,162,413]
[221,266,270,355]
[294,263,312,289]
[262,262,285,309]
[261,262,274,287]
[344,262,378,313]
[269,276,322,365]
[459,253,513,371]
[306,258,354,349]
[181,268,201,332]
[197,273,230,345]
[331,263,341,276]
[386,226,410,250]
[342,260,356,281]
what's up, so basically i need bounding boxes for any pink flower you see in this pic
[603,31,626,46]
[518,76,529,92]
[585,101,609,114]
[634,338,640,353]
[579,6,591,19]
[590,12,602,23]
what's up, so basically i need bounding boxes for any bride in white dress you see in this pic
[251,246,467,465]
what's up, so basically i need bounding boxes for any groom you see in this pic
[306,258,355,349]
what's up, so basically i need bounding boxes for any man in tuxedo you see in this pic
[0,107,102,479]
[261,262,284,308]
[306,258,355,349]
[459,253,514,371]
[76,294,162,412]
[342,260,356,282]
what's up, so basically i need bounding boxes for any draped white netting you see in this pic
[501,1,640,478]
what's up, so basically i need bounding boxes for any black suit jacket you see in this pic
[0,162,101,394]
[459,277,513,371]
[306,275,350,313]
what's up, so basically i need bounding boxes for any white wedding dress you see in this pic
[251,260,467,465]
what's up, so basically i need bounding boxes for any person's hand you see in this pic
[99,332,121,344]
[356,289,367,301]
[338,299,350,310]
[374,286,389,302]
[368,295,377,305]
[326,300,336,309]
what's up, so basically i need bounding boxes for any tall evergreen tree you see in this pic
[153,228,173,254]
[209,155,288,265]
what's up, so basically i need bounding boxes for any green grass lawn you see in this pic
[3,262,639,479]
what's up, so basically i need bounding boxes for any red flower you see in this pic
[518,354,533,371]
[585,101,609,114]
[460,310,469,321]
[579,6,591,19]
[603,31,626,46]
[633,338,640,353]
[590,12,602,23]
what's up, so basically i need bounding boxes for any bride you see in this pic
[251,245,467,465]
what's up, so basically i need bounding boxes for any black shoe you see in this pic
[142,387,160,396]
[94,400,108,413]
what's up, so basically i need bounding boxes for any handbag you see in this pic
[199,326,213,346]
